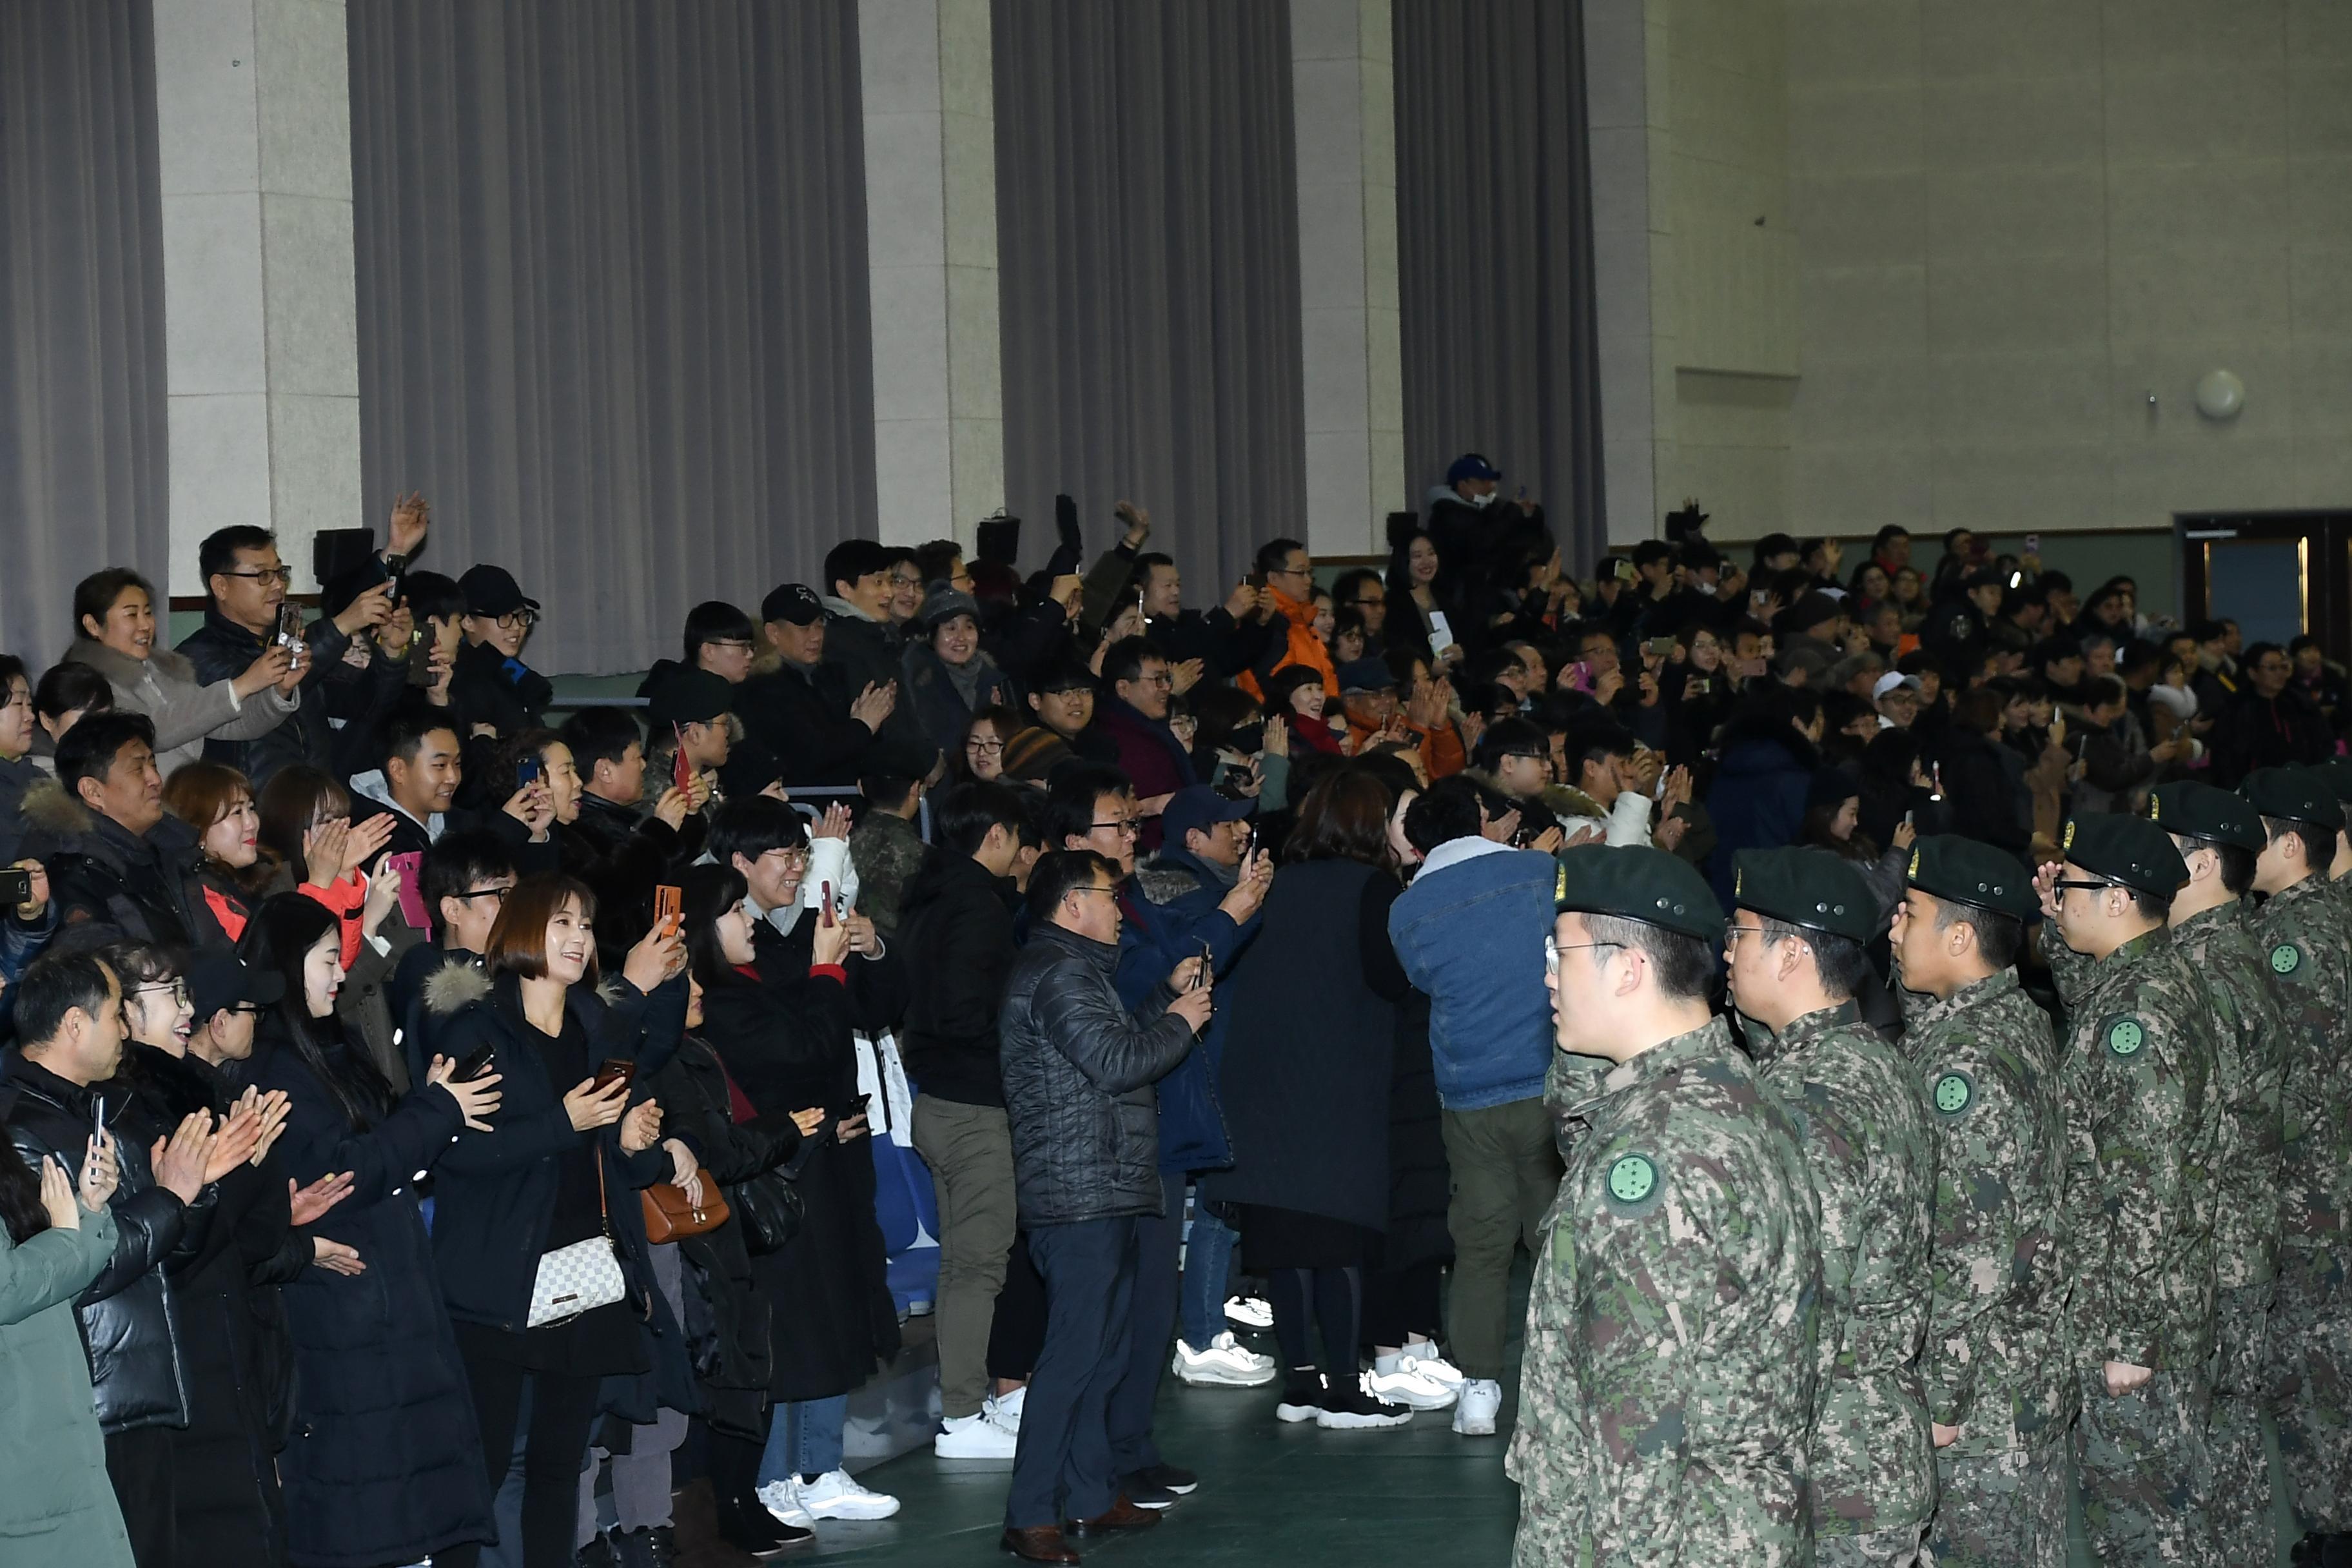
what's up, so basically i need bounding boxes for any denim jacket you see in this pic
[1388,842,1556,1110]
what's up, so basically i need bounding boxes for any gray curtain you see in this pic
[1394,0,1605,565]
[0,0,167,661]
[348,0,876,676]
[994,0,1304,600]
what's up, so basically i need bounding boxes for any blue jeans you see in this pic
[758,1395,847,1485]
[1178,1195,1238,1350]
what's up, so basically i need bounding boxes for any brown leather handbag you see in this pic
[640,1173,730,1243]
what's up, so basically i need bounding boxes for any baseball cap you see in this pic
[1872,672,1922,701]
[1161,785,1254,847]
[1337,658,1398,695]
[760,583,825,627]
[1446,453,1502,485]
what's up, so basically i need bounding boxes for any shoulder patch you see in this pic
[1603,1153,1662,1216]
[2106,1016,2146,1057]
[2271,943,2302,975]
[1932,1070,1974,1117]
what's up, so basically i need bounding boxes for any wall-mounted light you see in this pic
[2195,369,2245,421]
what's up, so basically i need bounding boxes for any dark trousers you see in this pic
[104,1425,176,1568]
[1106,1173,1182,1476]
[440,1353,603,1568]
[988,1231,1049,1383]
[1006,1217,1139,1530]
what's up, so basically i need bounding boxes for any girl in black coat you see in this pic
[237,894,504,1568]
[1203,769,1414,1429]
[697,854,901,1520]
[422,874,689,1568]
[653,864,823,1554]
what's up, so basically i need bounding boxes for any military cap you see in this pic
[1730,847,1877,943]
[1553,844,1723,942]
[2313,758,2352,807]
[1903,833,2035,918]
[645,669,732,729]
[2242,765,2347,833]
[2148,779,2262,852]
[2059,812,2188,897]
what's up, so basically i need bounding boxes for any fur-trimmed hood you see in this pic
[424,960,632,1018]
[62,635,198,687]
[1462,766,1610,823]
[18,777,92,838]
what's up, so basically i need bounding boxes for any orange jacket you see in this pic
[1344,712,1468,779]
[1237,586,1337,703]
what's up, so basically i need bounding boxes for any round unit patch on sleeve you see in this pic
[1604,1153,1661,1215]
[2106,1017,2146,1057]
[2272,943,2302,975]
[1932,1070,1974,1117]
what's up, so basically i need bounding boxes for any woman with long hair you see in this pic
[1384,525,1459,669]
[423,876,688,1568]
[652,864,827,1555]
[239,892,505,1568]
[1203,767,1416,1430]
[257,765,408,1087]
[687,825,903,1528]
[0,1092,129,1566]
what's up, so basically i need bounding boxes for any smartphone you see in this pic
[819,882,836,927]
[1750,589,1768,607]
[276,602,306,652]
[387,850,428,929]
[653,883,682,934]
[1643,636,1676,660]
[672,725,694,794]
[515,756,542,789]
[1564,660,1593,694]
[454,1040,498,1082]
[1690,677,1711,694]
[93,1095,104,1141]
[0,868,28,906]
[1190,940,1211,991]
[2023,532,2041,554]
[591,1059,636,1094]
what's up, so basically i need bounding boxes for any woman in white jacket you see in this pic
[63,569,300,775]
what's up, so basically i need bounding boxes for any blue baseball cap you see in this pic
[1446,453,1502,485]
[1161,786,1253,847]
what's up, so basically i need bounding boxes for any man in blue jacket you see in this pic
[1388,776,1563,1437]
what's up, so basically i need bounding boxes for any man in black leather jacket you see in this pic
[994,850,1210,1563]
[3,950,239,1567]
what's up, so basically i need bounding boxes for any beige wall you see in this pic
[1788,0,2352,547]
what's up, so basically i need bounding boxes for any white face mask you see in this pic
[1468,489,1496,509]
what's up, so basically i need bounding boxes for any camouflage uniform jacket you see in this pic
[1899,968,2071,1456]
[2048,925,2220,1373]
[2169,899,2289,1293]
[1744,1001,1938,1536]
[2252,874,2352,1286]
[1510,1017,1823,1568]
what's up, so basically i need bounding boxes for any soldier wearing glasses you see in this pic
[1725,848,1937,1567]
[2032,814,2221,1564]
[1511,845,1820,1567]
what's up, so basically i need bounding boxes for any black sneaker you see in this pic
[1122,1481,1180,1511]
[1126,1462,1198,1496]
[1315,1380,1414,1430]
[1275,1371,1325,1423]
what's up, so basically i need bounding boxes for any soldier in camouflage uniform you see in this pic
[2313,760,2352,892]
[2034,813,2221,1565]
[2242,767,2352,1553]
[2146,780,2291,1565]
[1511,847,1822,1568]
[1726,848,1937,1565]
[1887,836,2072,1568]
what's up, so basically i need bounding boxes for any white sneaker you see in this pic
[983,1385,1026,1435]
[1399,1344,1469,1392]
[1224,1295,1273,1331]
[1275,1374,1326,1423]
[1361,1362,1457,1411]
[1173,1332,1279,1387]
[934,1411,1019,1459]
[758,1478,814,1528]
[795,1469,901,1520]
[1452,1377,1502,1436]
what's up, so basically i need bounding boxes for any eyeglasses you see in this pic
[705,639,754,653]
[450,885,513,903]
[495,609,537,631]
[133,981,190,1006]
[1544,934,1623,975]
[966,737,1006,755]
[1092,820,1142,838]
[1133,672,1173,689]
[2049,879,2119,896]
[1066,884,1120,903]
[226,1003,266,1018]
[1268,564,1311,580]
[1724,924,1768,948]
[219,567,295,586]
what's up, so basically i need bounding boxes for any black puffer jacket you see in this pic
[998,923,1195,1228]
[20,783,222,955]
[3,1050,204,1432]
[175,594,410,790]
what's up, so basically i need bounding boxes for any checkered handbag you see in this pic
[527,1153,626,1328]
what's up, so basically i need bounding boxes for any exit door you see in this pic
[2177,513,2352,666]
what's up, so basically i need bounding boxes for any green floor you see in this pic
[803,1372,1522,1563]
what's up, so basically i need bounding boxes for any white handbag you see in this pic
[526,1156,626,1328]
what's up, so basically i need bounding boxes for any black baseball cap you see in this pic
[760,583,825,627]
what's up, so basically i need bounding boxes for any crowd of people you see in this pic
[0,461,2349,1567]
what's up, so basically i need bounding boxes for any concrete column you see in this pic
[1291,0,1404,560]
[860,0,1004,547]
[153,0,362,595]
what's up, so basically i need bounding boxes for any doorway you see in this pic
[2176,512,2352,665]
